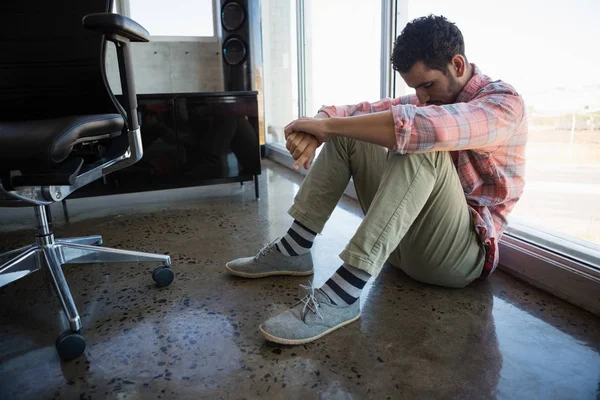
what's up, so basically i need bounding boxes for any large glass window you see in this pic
[261,0,299,146]
[263,0,383,147]
[304,0,382,116]
[404,0,600,259]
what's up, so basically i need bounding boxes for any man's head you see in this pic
[391,15,472,105]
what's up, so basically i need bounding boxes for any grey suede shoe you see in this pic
[259,284,361,345]
[225,240,314,278]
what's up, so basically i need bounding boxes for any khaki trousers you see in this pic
[288,136,485,288]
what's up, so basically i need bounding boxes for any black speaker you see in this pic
[221,0,252,91]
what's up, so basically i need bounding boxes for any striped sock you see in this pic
[321,264,370,305]
[275,220,317,256]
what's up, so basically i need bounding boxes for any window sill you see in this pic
[266,143,600,316]
[506,220,600,267]
[499,234,600,316]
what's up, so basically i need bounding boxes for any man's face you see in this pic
[400,60,462,105]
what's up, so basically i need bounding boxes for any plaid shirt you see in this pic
[320,65,527,276]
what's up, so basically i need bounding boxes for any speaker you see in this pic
[221,0,252,91]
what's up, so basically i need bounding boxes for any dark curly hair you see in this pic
[391,15,467,74]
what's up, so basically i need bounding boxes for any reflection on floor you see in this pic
[0,160,599,399]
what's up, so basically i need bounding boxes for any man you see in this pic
[226,15,527,345]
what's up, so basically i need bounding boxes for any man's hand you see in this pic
[286,132,320,170]
[282,111,330,170]
[284,117,331,145]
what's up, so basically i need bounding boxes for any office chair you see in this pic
[0,0,175,360]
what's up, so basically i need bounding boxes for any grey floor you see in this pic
[0,160,599,400]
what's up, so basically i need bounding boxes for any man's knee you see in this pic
[325,135,356,153]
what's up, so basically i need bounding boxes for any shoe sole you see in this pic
[225,263,314,278]
[258,313,361,345]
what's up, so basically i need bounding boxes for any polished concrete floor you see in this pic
[0,160,599,400]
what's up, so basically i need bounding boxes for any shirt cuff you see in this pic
[390,104,417,154]
[318,105,336,117]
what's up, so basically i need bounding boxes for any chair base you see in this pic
[0,205,174,360]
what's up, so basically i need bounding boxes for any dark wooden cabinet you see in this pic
[73,91,261,199]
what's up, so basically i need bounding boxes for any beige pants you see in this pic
[288,136,485,288]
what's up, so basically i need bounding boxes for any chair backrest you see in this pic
[0,0,120,121]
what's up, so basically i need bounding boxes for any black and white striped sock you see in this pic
[321,264,370,305]
[275,220,317,256]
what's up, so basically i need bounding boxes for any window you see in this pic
[304,0,382,117]
[403,0,600,266]
[261,0,299,146]
[263,0,383,149]
[126,0,215,38]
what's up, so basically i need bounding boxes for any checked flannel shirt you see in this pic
[319,65,528,277]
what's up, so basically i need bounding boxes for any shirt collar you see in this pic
[455,63,485,103]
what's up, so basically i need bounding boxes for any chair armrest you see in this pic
[82,13,150,43]
[82,13,146,133]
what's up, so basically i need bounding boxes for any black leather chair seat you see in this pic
[0,114,124,168]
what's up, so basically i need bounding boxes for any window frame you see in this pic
[499,232,600,315]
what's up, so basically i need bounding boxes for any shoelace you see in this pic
[299,281,324,320]
[254,238,278,260]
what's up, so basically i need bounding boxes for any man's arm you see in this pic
[324,111,397,148]
[284,94,421,169]
[319,94,418,118]
[389,93,525,153]
[286,94,417,143]
[321,92,525,152]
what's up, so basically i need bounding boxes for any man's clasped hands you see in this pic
[283,112,331,170]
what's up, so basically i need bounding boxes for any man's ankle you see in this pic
[275,220,317,256]
[321,263,371,305]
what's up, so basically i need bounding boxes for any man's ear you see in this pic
[451,55,467,78]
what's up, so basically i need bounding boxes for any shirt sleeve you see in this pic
[319,94,418,117]
[391,91,525,154]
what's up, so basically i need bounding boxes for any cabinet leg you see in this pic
[254,175,259,199]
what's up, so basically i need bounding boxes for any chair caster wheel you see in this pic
[152,265,174,287]
[56,330,86,361]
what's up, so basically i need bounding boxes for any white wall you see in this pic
[105,40,224,95]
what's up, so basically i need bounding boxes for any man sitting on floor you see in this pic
[226,15,528,345]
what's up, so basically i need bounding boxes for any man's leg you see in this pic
[287,135,388,234]
[318,149,483,306]
[259,150,485,344]
[295,141,483,287]
[387,193,485,287]
[225,136,387,278]
[345,150,484,287]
